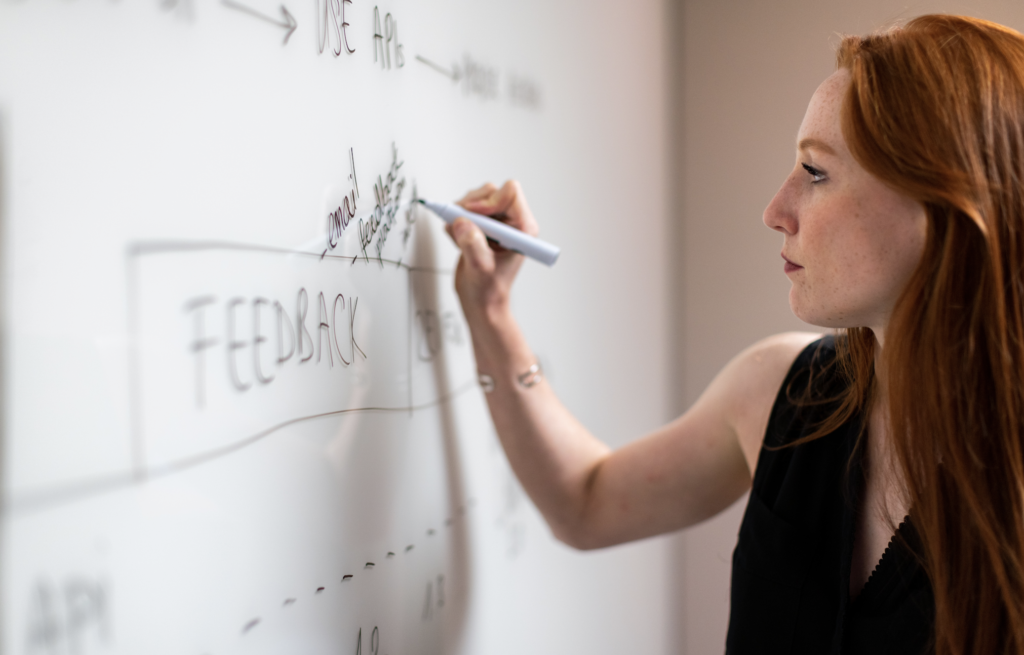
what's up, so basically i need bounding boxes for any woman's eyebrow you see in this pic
[798,137,838,156]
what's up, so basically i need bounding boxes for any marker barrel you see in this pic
[420,200,560,267]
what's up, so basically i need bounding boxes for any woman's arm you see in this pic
[448,181,819,549]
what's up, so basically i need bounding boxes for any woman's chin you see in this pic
[788,295,849,330]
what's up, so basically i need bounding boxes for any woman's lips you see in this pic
[782,254,803,274]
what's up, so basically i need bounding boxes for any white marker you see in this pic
[418,199,561,267]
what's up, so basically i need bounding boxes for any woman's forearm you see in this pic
[465,304,612,548]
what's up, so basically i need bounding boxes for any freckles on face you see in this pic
[807,193,923,327]
[767,70,928,332]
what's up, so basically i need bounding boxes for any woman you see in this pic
[447,15,1024,655]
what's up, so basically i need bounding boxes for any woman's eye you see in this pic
[802,163,827,183]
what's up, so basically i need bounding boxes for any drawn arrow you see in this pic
[415,55,462,82]
[222,0,297,45]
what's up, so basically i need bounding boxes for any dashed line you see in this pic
[240,499,480,640]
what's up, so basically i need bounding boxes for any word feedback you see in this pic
[358,143,406,264]
[184,288,366,408]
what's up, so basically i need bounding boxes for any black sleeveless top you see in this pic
[725,337,934,654]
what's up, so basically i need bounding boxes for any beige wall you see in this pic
[668,1,1024,653]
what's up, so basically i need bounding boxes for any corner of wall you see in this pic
[664,0,689,653]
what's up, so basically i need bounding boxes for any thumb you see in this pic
[452,217,495,273]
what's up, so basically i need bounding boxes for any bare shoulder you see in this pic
[703,332,822,476]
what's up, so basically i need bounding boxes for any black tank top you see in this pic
[725,337,934,654]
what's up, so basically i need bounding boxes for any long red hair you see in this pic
[820,14,1024,654]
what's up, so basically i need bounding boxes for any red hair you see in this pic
[822,14,1024,654]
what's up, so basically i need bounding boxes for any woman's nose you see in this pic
[763,175,798,235]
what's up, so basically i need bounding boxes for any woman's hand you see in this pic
[446,180,539,322]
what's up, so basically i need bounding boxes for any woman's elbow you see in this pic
[550,519,609,551]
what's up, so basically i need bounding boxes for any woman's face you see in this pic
[763,70,927,339]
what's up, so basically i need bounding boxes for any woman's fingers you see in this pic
[451,218,495,274]
[447,184,534,315]
[459,180,539,238]
[457,182,499,206]
[447,181,536,278]
[460,181,511,215]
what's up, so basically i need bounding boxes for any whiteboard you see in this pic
[0,1,672,653]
